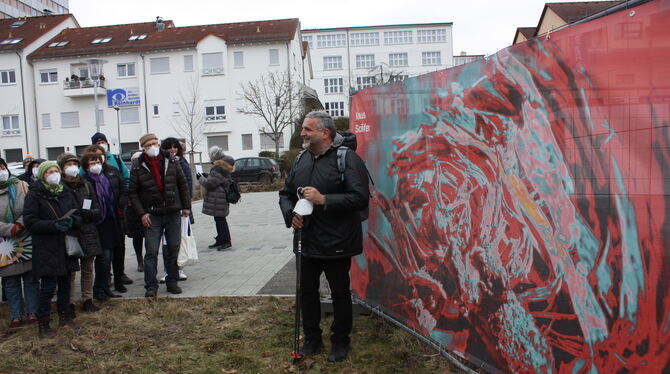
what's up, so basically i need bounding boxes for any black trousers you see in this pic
[112,233,126,282]
[299,256,352,344]
[214,216,231,244]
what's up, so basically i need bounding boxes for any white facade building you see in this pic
[302,22,454,118]
[0,14,77,162]
[20,18,311,161]
[0,0,68,19]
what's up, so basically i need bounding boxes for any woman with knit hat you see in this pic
[58,152,102,313]
[23,161,81,338]
[0,157,38,328]
[197,146,235,250]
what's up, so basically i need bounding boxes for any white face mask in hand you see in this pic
[0,170,9,182]
[293,187,313,216]
[146,145,160,158]
[89,164,103,175]
[64,165,79,177]
[46,173,61,186]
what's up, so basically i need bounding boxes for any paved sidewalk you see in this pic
[105,191,296,299]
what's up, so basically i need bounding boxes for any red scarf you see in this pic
[144,153,164,191]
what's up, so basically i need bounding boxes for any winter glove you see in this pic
[78,209,92,222]
[196,172,202,179]
[54,217,73,232]
[10,223,24,237]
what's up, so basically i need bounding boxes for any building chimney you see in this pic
[156,16,165,31]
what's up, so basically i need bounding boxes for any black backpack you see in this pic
[227,178,241,204]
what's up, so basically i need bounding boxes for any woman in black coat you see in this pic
[80,152,123,301]
[23,161,81,337]
[85,145,131,293]
[58,153,103,313]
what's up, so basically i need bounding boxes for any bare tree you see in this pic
[237,71,301,160]
[350,63,408,95]
[170,78,206,165]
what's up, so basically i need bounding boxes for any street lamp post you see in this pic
[113,106,121,154]
[83,58,107,133]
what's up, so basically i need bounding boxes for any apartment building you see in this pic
[302,22,454,118]
[20,17,311,160]
[0,0,68,19]
[0,13,77,162]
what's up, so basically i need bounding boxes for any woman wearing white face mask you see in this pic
[23,161,82,337]
[57,153,103,313]
[81,152,123,301]
[0,157,38,328]
[17,158,45,186]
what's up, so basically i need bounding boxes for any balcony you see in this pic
[63,79,107,97]
[1,128,21,137]
[201,67,224,76]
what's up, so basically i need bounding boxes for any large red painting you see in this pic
[350,1,670,372]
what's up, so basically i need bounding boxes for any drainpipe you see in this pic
[27,58,41,158]
[140,53,149,133]
[15,51,30,156]
[286,41,292,148]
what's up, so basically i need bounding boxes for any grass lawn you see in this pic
[0,296,464,373]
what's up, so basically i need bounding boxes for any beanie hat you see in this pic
[91,132,108,144]
[139,133,158,147]
[222,155,235,167]
[37,161,60,181]
[208,146,225,162]
[57,152,79,169]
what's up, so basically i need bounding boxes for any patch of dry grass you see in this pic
[0,297,463,374]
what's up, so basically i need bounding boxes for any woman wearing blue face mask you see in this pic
[23,161,81,338]
[0,157,38,328]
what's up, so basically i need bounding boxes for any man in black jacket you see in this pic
[279,111,370,362]
[129,133,191,297]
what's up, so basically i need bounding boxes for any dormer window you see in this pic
[91,37,112,44]
[48,41,69,47]
[0,38,22,45]
[128,34,147,41]
[10,20,27,28]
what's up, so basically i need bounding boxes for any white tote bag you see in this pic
[177,217,198,267]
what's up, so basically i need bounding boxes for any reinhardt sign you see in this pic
[106,87,141,107]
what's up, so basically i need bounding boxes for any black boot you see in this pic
[59,309,80,329]
[82,299,100,312]
[104,288,122,298]
[120,274,133,285]
[38,316,55,338]
[301,336,323,356]
[166,283,182,294]
[208,241,222,249]
[328,343,351,362]
[137,258,144,272]
[114,280,128,293]
[69,303,77,319]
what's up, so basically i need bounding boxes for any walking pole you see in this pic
[292,228,304,365]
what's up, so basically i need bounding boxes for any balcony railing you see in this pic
[1,128,21,136]
[201,67,224,76]
[63,79,106,90]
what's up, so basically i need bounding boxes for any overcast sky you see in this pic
[67,0,586,56]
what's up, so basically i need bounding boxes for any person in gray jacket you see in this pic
[197,146,234,251]
[0,157,38,328]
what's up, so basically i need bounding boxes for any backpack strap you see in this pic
[336,146,348,183]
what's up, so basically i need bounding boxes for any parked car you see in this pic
[231,157,280,184]
[120,149,142,169]
[7,162,24,177]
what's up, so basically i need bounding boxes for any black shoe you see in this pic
[121,274,133,285]
[217,242,232,251]
[114,282,128,293]
[208,241,222,249]
[137,260,144,272]
[145,288,157,298]
[301,337,323,356]
[69,303,77,319]
[327,343,350,362]
[93,292,109,302]
[38,316,55,338]
[82,299,100,312]
[166,283,182,294]
[104,288,122,298]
